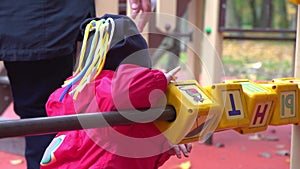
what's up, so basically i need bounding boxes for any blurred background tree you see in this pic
[224,0,295,30]
[220,0,297,80]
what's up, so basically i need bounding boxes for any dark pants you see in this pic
[4,54,74,169]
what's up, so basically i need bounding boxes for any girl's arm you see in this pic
[110,64,168,109]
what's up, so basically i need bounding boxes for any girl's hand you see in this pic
[168,143,192,159]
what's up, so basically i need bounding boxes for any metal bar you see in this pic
[223,36,296,41]
[219,27,296,33]
[0,105,176,138]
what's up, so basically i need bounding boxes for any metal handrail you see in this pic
[0,106,176,138]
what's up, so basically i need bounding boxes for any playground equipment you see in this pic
[205,82,250,131]
[1,78,300,143]
[154,80,221,144]
[223,79,278,134]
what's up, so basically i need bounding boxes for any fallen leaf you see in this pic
[10,159,23,165]
[215,142,225,148]
[276,150,290,156]
[178,161,191,169]
[262,136,279,141]
[248,134,261,140]
[276,144,285,149]
[259,152,272,158]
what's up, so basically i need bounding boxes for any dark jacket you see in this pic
[0,0,94,61]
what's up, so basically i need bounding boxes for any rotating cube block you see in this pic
[225,79,277,134]
[259,82,299,125]
[154,80,221,144]
[205,83,249,131]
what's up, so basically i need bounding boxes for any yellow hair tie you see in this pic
[59,18,115,101]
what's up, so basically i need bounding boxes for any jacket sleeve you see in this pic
[107,64,168,110]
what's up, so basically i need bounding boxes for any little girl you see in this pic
[40,14,191,169]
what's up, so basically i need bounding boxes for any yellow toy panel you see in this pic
[258,82,299,125]
[225,79,277,134]
[154,80,221,144]
[205,83,249,131]
[153,78,300,144]
[272,77,300,87]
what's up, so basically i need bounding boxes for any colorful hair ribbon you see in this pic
[59,18,115,102]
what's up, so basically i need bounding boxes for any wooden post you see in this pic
[186,0,204,80]
[200,0,223,85]
[95,0,119,17]
[155,0,177,33]
[290,5,300,169]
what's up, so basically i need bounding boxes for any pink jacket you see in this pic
[40,64,171,169]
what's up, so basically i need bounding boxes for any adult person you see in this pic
[0,0,152,168]
[130,0,152,32]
